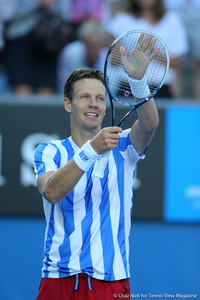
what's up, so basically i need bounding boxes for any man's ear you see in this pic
[64,97,72,113]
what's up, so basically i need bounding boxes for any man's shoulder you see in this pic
[120,128,131,137]
[35,138,69,153]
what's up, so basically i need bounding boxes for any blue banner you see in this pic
[164,106,200,222]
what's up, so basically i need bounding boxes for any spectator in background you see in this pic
[105,0,189,99]
[3,0,67,95]
[0,0,15,93]
[65,0,121,39]
[57,20,108,93]
[164,0,200,99]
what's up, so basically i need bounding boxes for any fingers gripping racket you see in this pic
[93,29,169,178]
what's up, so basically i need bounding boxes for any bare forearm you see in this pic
[136,98,159,132]
[41,159,84,204]
[130,98,159,154]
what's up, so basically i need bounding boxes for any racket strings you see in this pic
[106,32,168,105]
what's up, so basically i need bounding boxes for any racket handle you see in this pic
[92,151,111,178]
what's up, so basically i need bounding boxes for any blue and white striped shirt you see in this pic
[34,129,145,280]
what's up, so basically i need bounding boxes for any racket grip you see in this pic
[92,151,111,178]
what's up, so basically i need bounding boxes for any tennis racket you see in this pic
[93,29,169,178]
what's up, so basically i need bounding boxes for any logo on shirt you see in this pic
[79,150,89,162]
[37,162,44,172]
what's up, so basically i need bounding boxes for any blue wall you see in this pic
[1,217,199,300]
[164,106,200,222]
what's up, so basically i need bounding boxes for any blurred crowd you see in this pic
[0,0,200,100]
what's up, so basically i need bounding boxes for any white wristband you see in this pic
[128,75,150,98]
[73,140,99,172]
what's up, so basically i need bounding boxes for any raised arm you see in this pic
[120,33,159,153]
[129,98,159,154]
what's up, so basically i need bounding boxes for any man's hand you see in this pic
[90,126,122,154]
[120,33,159,80]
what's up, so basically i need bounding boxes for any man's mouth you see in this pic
[85,112,98,117]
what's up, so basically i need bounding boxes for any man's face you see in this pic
[65,78,107,132]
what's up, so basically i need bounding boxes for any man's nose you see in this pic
[88,96,97,106]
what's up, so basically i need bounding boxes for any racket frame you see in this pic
[104,29,170,126]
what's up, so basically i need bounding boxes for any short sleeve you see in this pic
[118,129,146,165]
[33,143,59,180]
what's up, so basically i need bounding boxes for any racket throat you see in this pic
[111,106,115,126]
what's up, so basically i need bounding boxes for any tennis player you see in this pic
[34,65,159,299]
